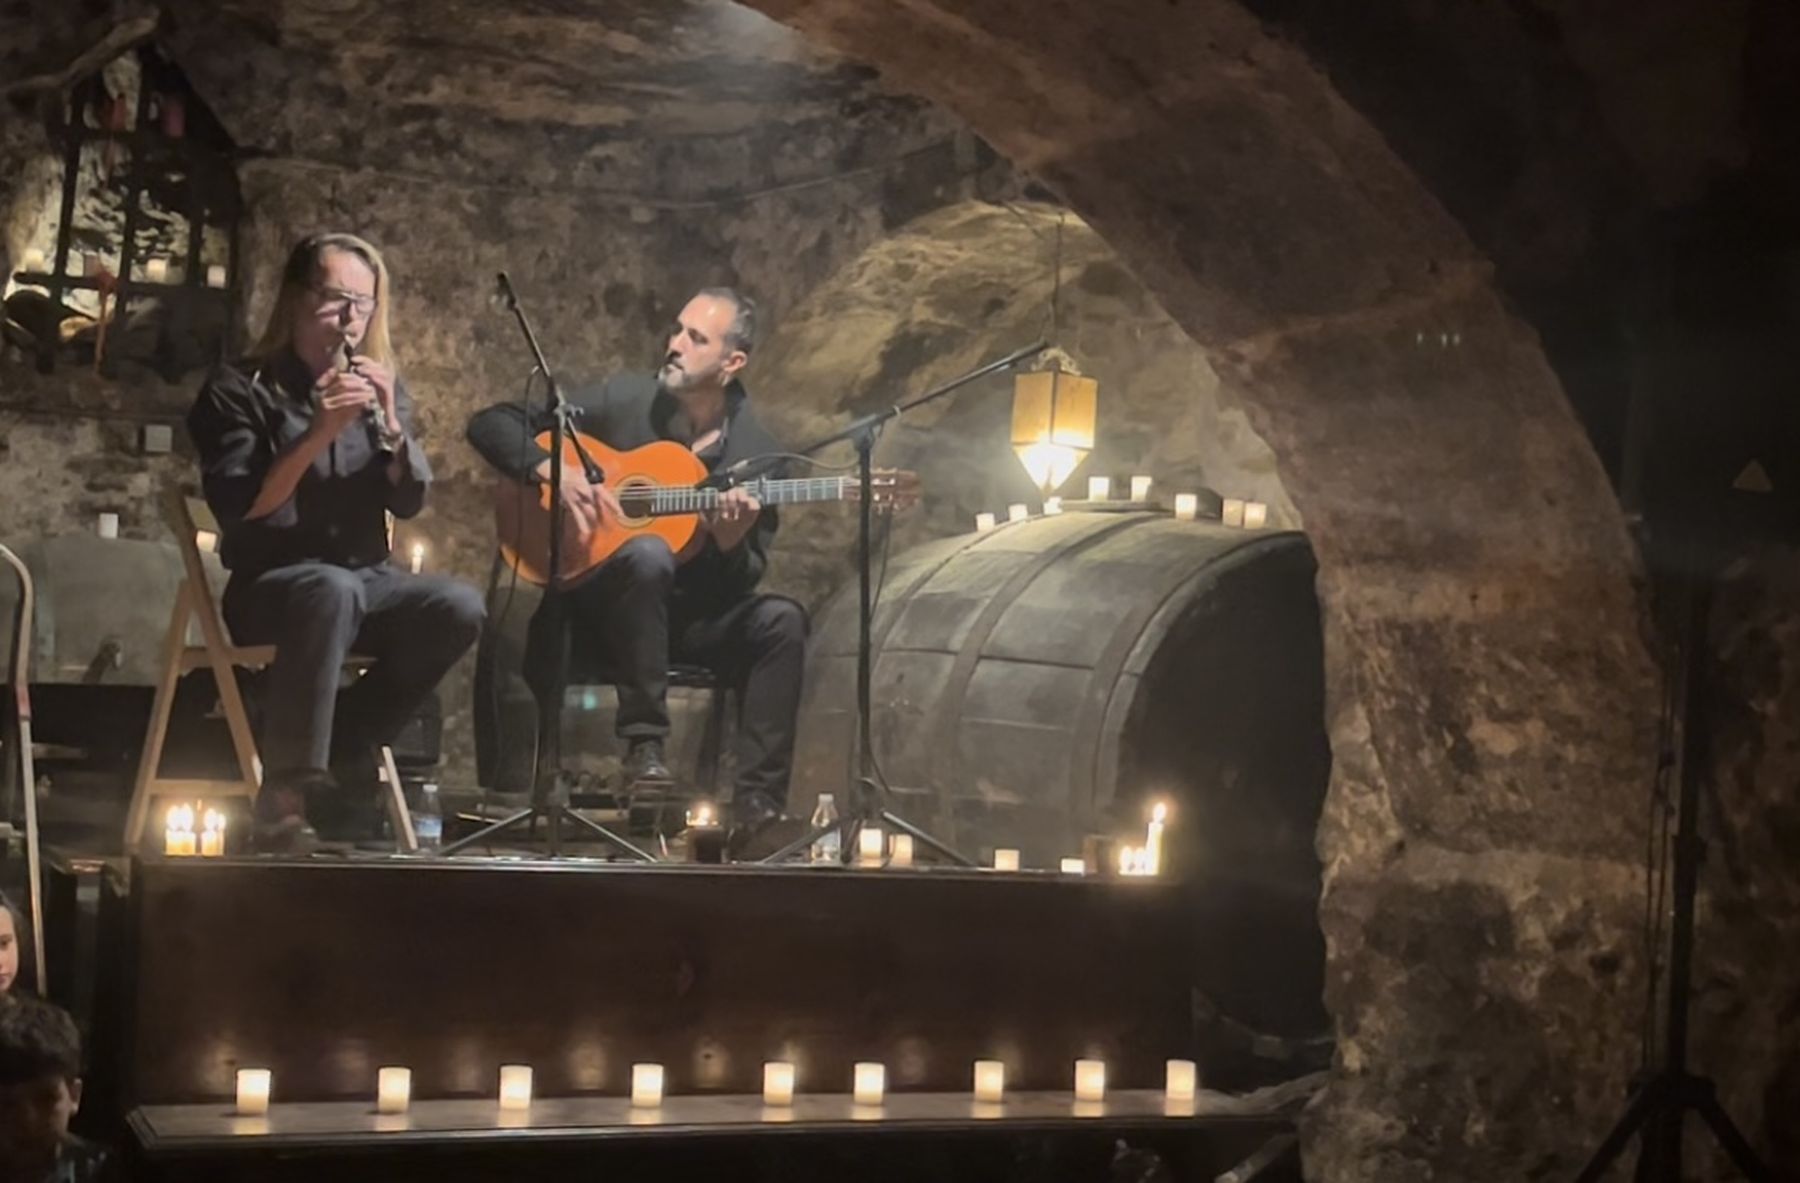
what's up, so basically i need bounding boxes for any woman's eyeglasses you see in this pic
[311,286,377,316]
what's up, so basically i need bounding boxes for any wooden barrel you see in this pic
[793,510,1330,1038]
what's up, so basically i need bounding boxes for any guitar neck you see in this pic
[629,476,854,518]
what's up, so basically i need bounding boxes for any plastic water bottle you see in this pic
[415,782,443,852]
[809,793,840,864]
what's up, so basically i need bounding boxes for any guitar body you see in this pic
[494,433,708,588]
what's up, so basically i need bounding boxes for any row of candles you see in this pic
[13,247,229,287]
[233,1056,1203,1117]
[685,800,1168,875]
[163,804,227,857]
[975,476,1270,532]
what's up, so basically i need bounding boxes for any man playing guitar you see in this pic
[466,288,806,844]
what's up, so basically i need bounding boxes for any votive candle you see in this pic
[1087,476,1110,501]
[631,1063,664,1107]
[1060,857,1086,875]
[763,1061,795,1106]
[235,1068,271,1116]
[890,834,914,868]
[1221,498,1246,527]
[853,1061,886,1106]
[1130,475,1152,501]
[1074,1059,1106,1102]
[992,848,1020,871]
[858,826,885,866]
[1043,496,1063,515]
[376,1066,411,1114]
[975,512,997,532]
[1243,501,1268,529]
[1165,1059,1197,1102]
[973,1060,1005,1103]
[199,809,224,857]
[206,263,227,288]
[410,543,424,574]
[1173,493,1198,521]
[1007,503,1028,523]
[498,1064,533,1111]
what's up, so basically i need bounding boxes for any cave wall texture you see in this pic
[4,0,1798,1179]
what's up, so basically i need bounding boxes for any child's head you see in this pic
[0,893,23,994]
[0,995,82,1172]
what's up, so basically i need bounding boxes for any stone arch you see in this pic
[741,2,1662,1178]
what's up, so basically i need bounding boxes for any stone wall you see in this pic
[750,199,1293,607]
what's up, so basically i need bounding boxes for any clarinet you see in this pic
[338,332,396,454]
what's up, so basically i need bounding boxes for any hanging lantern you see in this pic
[1011,362,1097,494]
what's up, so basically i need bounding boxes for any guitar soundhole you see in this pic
[614,475,657,528]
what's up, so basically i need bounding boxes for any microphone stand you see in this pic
[442,274,653,861]
[759,340,1047,866]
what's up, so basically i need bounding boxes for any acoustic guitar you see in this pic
[494,432,919,588]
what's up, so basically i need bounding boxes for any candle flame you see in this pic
[202,808,224,833]
[1152,801,1168,823]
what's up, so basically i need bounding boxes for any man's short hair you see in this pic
[697,287,758,355]
[0,995,81,1085]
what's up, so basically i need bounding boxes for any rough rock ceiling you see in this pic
[153,0,953,198]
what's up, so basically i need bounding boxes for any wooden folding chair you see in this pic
[123,489,272,851]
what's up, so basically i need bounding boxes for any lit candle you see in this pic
[1074,1059,1106,1102]
[890,834,914,868]
[853,1061,885,1106]
[1043,496,1063,515]
[1243,501,1268,529]
[1146,802,1167,875]
[1133,847,1152,875]
[763,1061,795,1106]
[1007,503,1028,523]
[144,258,168,283]
[206,263,227,288]
[199,808,225,857]
[1059,857,1086,875]
[235,1068,271,1116]
[686,802,718,828]
[1130,475,1152,502]
[992,848,1020,871]
[1087,476,1110,501]
[858,826,885,866]
[973,1060,1005,1104]
[1117,845,1136,876]
[164,804,196,856]
[194,529,219,554]
[376,1066,411,1114]
[1173,493,1198,521]
[498,1064,533,1111]
[631,1063,664,1107]
[97,513,119,539]
[410,543,424,574]
[1165,1059,1197,1102]
[975,512,997,533]
[1221,498,1245,527]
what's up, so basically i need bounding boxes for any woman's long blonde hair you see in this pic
[249,232,396,368]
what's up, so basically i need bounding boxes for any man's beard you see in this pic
[657,357,715,395]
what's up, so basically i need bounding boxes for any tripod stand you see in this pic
[1574,558,1773,1182]
[442,274,652,861]
[759,341,1046,866]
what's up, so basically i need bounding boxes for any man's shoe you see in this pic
[253,772,325,855]
[622,739,673,786]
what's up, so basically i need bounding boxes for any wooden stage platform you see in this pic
[58,852,1321,1180]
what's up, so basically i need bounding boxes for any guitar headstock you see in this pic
[855,468,922,511]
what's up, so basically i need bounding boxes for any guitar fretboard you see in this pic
[615,477,854,517]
